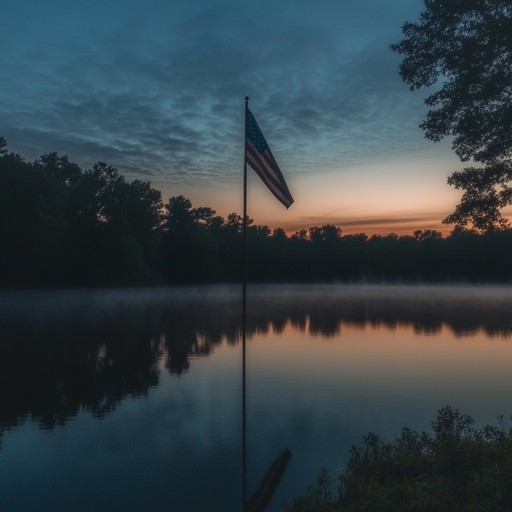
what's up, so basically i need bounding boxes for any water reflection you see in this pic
[1,284,512,434]
[0,287,239,433]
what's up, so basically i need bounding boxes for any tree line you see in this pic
[2,137,512,288]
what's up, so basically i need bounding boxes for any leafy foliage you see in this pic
[391,0,512,232]
[0,142,163,287]
[444,161,512,232]
[285,407,512,512]
[4,138,512,288]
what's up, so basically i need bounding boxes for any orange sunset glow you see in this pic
[158,148,468,237]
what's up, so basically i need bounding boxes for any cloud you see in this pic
[282,209,450,236]
[0,0,429,189]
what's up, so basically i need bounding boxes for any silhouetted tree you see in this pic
[1,142,163,287]
[246,223,273,281]
[161,196,196,282]
[0,137,8,155]
[66,162,163,285]
[161,196,224,282]
[0,148,70,287]
[36,152,82,189]
[340,233,368,280]
[307,224,343,280]
[412,230,444,280]
[392,0,512,232]
[413,229,442,242]
[6,137,512,287]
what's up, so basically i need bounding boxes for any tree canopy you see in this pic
[4,137,512,287]
[391,0,512,232]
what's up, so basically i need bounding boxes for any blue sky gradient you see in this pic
[1,0,464,234]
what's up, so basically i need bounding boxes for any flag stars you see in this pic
[247,112,269,154]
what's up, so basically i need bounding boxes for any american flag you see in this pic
[245,107,294,209]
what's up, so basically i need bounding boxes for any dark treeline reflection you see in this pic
[0,287,242,434]
[3,140,512,288]
[1,285,512,437]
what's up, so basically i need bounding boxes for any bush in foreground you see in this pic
[285,407,512,511]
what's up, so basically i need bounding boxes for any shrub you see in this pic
[285,407,512,511]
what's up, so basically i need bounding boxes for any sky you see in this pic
[1,0,467,235]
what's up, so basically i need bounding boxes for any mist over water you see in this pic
[1,284,512,511]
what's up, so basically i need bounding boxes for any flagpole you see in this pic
[242,95,249,511]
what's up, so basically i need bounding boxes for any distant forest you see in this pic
[2,137,512,288]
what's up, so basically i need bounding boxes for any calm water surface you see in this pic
[1,284,512,511]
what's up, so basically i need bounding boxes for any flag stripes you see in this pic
[245,106,294,209]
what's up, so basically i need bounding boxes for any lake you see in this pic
[1,284,512,511]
